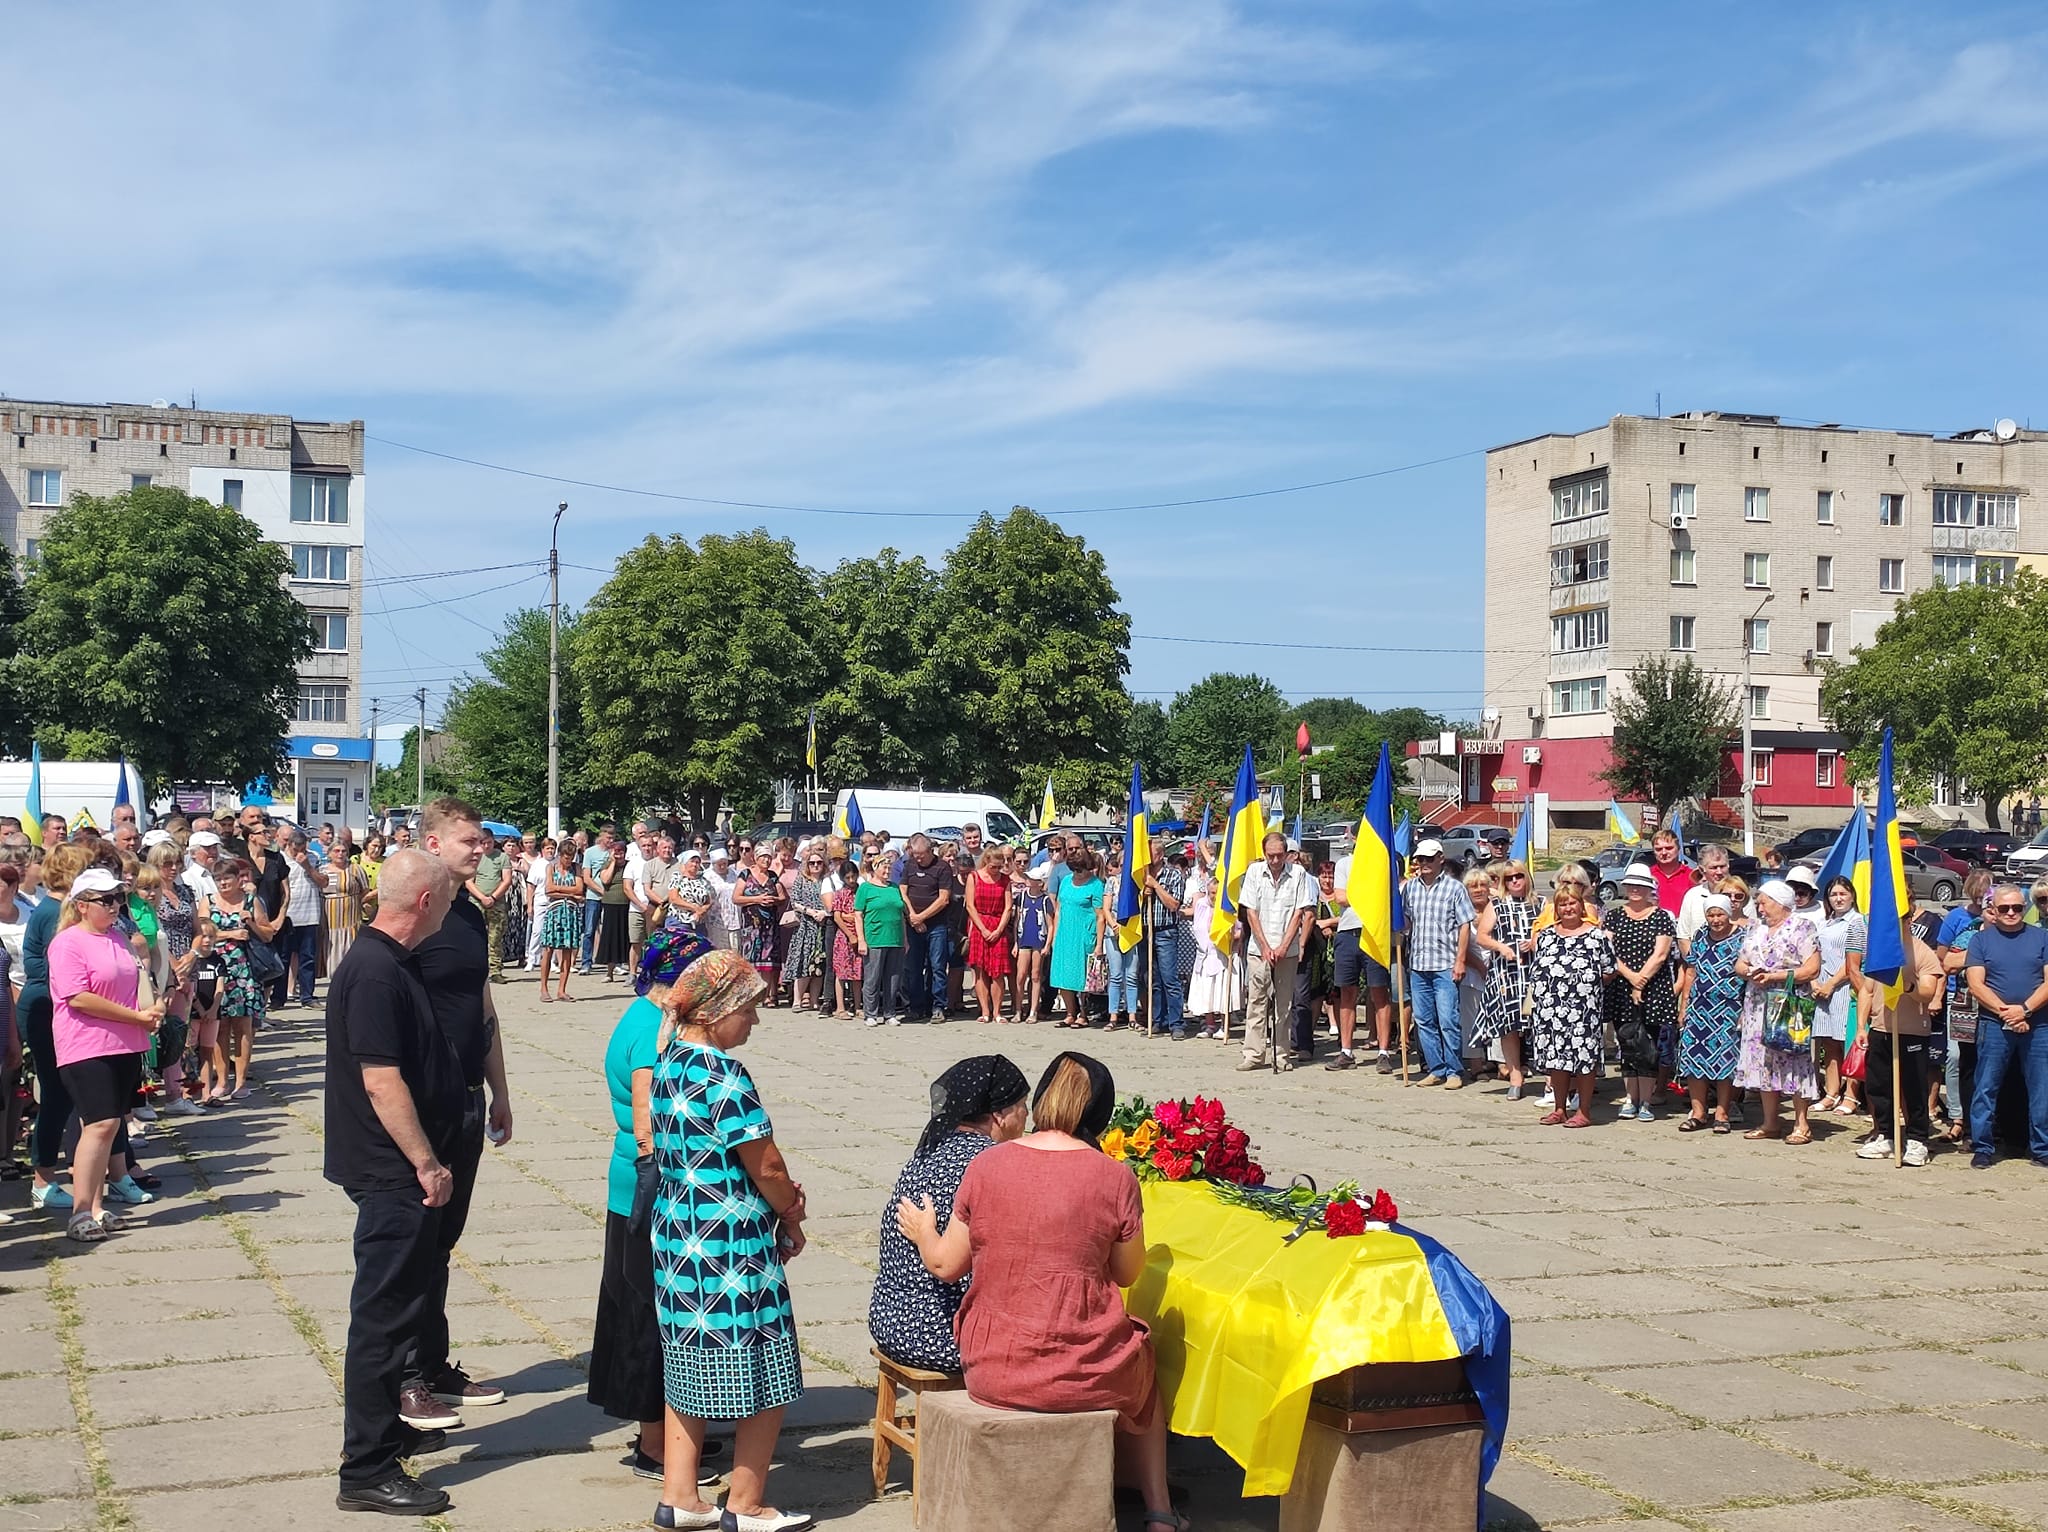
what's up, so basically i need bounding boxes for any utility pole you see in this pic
[368,697,382,828]
[415,687,428,818]
[1741,592,1774,856]
[549,502,567,840]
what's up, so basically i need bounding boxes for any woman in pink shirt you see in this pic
[49,867,165,1243]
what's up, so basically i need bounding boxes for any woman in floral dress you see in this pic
[733,851,783,986]
[201,858,276,1101]
[1733,880,1822,1144]
[1527,868,1613,1127]
[783,850,830,1011]
[830,878,863,1018]
[1677,894,1745,1132]
[1474,862,1537,1098]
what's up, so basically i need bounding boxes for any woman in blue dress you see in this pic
[1047,849,1106,1029]
[1677,894,1746,1133]
[649,949,812,1532]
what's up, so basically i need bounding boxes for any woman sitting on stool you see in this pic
[869,1056,1030,1372]
[896,1051,1189,1532]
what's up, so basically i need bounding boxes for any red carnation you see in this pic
[1324,1198,1366,1237]
[1369,1189,1399,1224]
[1195,1097,1226,1131]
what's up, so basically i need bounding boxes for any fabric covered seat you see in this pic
[913,1387,1116,1532]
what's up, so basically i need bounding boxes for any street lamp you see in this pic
[1742,592,1774,855]
[548,501,567,840]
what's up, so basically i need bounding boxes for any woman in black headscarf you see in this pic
[868,1055,1031,1371]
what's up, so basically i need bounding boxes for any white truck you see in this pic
[832,788,1029,845]
[0,759,150,832]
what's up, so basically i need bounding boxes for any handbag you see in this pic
[246,936,286,986]
[1843,1028,1868,1082]
[1761,977,1816,1053]
[1084,951,1109,995]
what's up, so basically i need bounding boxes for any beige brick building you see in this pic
[1477,411,2048,827]
[0,399,372,829]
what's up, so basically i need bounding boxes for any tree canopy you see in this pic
[1167,672,1287,790]
[19,486,311,788]
[1600,656,1739,812]
[814,550,952,787]
[1820,572,2048,828]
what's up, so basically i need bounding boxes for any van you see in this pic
[0,759,150,832]
[833,788,1029,845]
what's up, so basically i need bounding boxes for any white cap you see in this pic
[1784,864,1818,888]
[70,868,122,897]
[188,831,222,848]
[1414,838,1445,858]
[141,829,173,849]
[1621,862,1657,888]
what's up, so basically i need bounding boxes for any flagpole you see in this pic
[1396,946,1413,1084]
[1889,990,1904,1169]
[1144,897,1154,1038]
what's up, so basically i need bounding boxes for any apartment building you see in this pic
[1478,411,2048,830]
[0,399,371,831]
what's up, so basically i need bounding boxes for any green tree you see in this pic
[1600,656,1739,813]
[371,725,461,810]
[934,508,1131,808]
[1168,672,1287,788]
[1125,698,1171,782]
[814,550,954,787]
[1820,571,2048,828]
[575,530,828,829]
[1286,696,1372,751]
[0,545,29,757]
[19,487,312,788]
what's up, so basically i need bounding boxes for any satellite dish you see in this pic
[1996,418,2019,442]
[151,398,168,409]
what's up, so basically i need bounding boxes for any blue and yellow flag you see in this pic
[1815,806,1868,895]
[1349,741,1399,969]
[1210,745,1267,950]
[1038,776,1057,832]
[834,791,864,840]
[1864,728,1910,1003]
[1392,814,1411,934]
[1607,799,1641,844]
[22,740,43,849]
[805,707,817,771]
[1508,798,1532,863]
[1114,762,1149,952]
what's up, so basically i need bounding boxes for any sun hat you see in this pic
[1414,838,1445,858]
[188,831,222,848]
[1621,863,1657,888]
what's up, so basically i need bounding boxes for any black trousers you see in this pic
[24,998,71,1171]
[404,1090,484,1388]
[342,1184,447,1487]
[1865,1030,1931,1146]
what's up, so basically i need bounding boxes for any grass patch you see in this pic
[45,1258,131,1532]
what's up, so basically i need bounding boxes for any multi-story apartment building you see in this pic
[1478,411,2048,832]
[0,399,371,831]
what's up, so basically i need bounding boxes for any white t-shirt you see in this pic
[1333,854,1362,933]
[181,861,219,902]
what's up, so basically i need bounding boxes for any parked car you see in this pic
[1900,846,1964,905]
[1587,845,1642,903]
[740,819,831,849]
[1929,827,2022,868]
[2006,828,2048,883]
[1772,826,1843,864]
[1428,826,1496,871]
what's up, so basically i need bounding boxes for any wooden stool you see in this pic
[870,1348,964,1522]
[915,1389,1116,1532]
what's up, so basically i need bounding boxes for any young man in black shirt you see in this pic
[397,796,516,1430]
[898,833,956,1022]
[326,849,461,1515]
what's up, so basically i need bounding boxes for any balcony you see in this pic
[1549,648,1608,680]
[1550,578,1610,614]
[1931,524,2019,553]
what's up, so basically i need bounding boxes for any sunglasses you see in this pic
[76,893,123,908]
[1506,873,1529,881]
[1994,903,2026,914]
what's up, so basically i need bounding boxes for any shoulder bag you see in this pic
[1761,976,1816,1053]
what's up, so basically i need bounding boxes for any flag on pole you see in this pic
[113,754,133,818]
[1209,745,1267,950]
[1350,741,1400,968]
[22,741,43,849]
[1814,807,1869,895]
[1607,799,1641,844]
[1864,728,1910,1004]
[1113,763,1150,952]
[1667,802,1685,855]
[1196,802,1211,849]
[1292,809,1304,847]
[834,792,865,840]
[1038,776,1057,832]
[1508,798,1533,863]
[805,708,817,771]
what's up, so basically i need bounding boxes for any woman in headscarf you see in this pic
[896,1052,1186,1532]
[1733,879,1822,1145]
[1676,893,1745,1133]
[648,950,811,1532]
[588,928,722,1484]
[868,1056,1030,1371]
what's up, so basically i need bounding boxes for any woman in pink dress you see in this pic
[897,1052,1186,1532]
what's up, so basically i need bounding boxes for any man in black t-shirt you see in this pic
[899,833,957,1022]
[396,796,516,1429]
[326,850,459,1516]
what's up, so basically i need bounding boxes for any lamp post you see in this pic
[1741,592,1775,855]
[548,501,567,840]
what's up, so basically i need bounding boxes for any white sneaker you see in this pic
[1537,1090,1556,1108]
[864,1015,887,1028]
[164,1098,204,1118]
[1855,1137,1892,1160]
[131,1104,158,1122]
[1903,1140,1929,1167]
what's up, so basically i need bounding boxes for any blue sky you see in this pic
[11,1,2048,750]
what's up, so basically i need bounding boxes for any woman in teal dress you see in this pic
[649,949,812,1531]
[1048,848,1106,1029]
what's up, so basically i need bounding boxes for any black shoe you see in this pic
[1325,1053,1357,1072]
[398,1427,447,1456]
[1972,1151,1996,1170]
[626,1447,724,1486]
[1374,1051,1396,1075]
[336,1472,451,1515]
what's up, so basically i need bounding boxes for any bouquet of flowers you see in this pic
[1099,1093,1265,1187]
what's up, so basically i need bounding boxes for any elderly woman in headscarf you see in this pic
[587,928,722,1484]
[869,1056,1031,1372]
[648,949,812,1532]
[896,1052,1187,1532]
[1733,878,1823,1145]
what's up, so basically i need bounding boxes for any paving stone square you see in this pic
[9,972,2048,1529]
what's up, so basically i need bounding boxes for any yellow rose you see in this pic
[1100,1127,1127,1160]
[1128,1120,1159,1157]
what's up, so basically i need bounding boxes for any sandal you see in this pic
[1142,1514,1192,1531]
[1785,1128,1813,1145]
[1538,1109,1567,1126]
[1563,1112,1592,1128]
[1677,1115,1710,1133]
[1712,1118,1731,1134]
[1817,1094,1841,1112]
[1742,1127,1782,1141]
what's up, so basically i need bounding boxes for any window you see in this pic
[1933,554,2017,588]
[1932,488,2019,528]
[1669,548,1696,585]
[1551,607,1609,653]
[1550,474,1609,523]
[1670,482,1696,519]
[296,684,348,724]
[1750,749,1773,787]
[1815,554,1834,590]
[26,469,61,506]
[1744,486,1771,522]
[1879,558,1904,594]
[1548,539,1610,587]
[1980,556,2016,587]
[1550,677,1606,715]
[291,544,350,582]
[22,538,40,566]
[1816,490,1835,524]
[291,475,350,525]
[1879,493,1904,526]
[221,479,244,511]
[130,473,152,490]
[1744,617,1770,654]
[1815,621,1834,657]
[310,613,348,652]
[1748,685,1770,719]
[1744,552,1771,588]
[1669,615,1695,651]
[1817,751,1838,789]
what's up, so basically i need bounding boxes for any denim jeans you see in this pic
[899,925,951,1019]
[1971,1019,2048,1160]
[1106,941,1140,1016]
[580,899,601,968]
[1409,970,1463,1081]
[288,923,319,1004]
[1151,929,1185,1032]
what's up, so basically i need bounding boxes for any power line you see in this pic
[374,572,545,617]
[360,560,544,588]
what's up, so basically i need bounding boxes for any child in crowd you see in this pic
[1014,867,1052,1022]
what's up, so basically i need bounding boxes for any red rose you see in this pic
[1369,1189,1399,1224]
[1221,1125,1249,1154]
[1151,1147,1195,1182]
[1244,1162,1264,1186]
[1324,1198,1366,1237]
